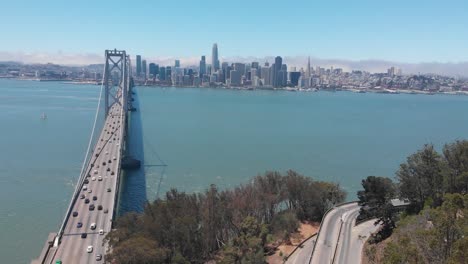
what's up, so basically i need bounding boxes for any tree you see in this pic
[396,144,445,212]
[357,176,396,240]
[105,236,169,264]
[443,140,468,193]
[220,216,267,264]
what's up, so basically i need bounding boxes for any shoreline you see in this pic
[134,83,468,96]
[4,78,468,96]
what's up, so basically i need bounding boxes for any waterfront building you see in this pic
[273,56,282,87]
[166,66,172,83]
[261,66,270,86]
[159,66,166,81]
[233,63,246,78]
[230,70,241,86]
[210,73,218,83]
[251,68,257,79]
[136,55,142,77]
[212,43,220,72]
[149,63,159,78]
[290,71,301,87]
[199,56,206,78]
[182,75,192,86]
[142,60,147,79]
[207,65,212,76]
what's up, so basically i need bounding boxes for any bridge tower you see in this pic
[104,49,130,116]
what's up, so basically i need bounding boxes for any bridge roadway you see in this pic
[47,101,125,263]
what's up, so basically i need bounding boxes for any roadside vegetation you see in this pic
[104,170,346,264]
[360,140,468,264]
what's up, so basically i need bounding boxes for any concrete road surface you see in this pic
[335,218,381,264]
[310,202,359,264]
[48,102,124,264]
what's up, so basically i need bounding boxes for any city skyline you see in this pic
[2,50,468,77]
[1,0,468,64]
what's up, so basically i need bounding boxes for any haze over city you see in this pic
[2,0,468,75]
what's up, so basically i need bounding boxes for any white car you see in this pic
[98,176,103,181]
[92,177,96,181]
[93,169,98,175]
[99,229,104,235]
[113,156,117,160]
[87,245,93,253]
[90,223,96,230]
[83,185,88,191]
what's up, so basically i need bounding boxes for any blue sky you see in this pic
[2,0,468,63]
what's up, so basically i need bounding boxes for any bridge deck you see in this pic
[47,102,125,263]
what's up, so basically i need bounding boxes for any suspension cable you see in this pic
[55,63,106,243]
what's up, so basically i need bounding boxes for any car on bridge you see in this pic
[87,245,93,253]
[81,233,87,239]
[77,222,82,228]
[72,212,78,217]
[96,254,102,261]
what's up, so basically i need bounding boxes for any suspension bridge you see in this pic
[33,49,139,264]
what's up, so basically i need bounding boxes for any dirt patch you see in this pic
[266,221,319,264]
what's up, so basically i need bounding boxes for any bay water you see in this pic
[1,79,468,262]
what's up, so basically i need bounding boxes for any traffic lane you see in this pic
[311,207,345,263]
[311,203,359,264]
[60,104,122,263]
[55,116,116,263]
[83,118,117,263]
[89,114,121,262]
[335,207,360,264]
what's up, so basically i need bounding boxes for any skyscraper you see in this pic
[233,63,246,78]
[230,70,241,86]
[273,56,282,88]
[199,56,206,78]
[306,56,311,78]
[149,63,159,78]
[166,66,172,82]
[142,60,147,79]
[212,43,220,72]
[175,60,180,68]
[136,55,142,77]
[159,66,166,81]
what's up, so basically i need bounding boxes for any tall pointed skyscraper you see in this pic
[306,56,311,78]
[212,43,220,72]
